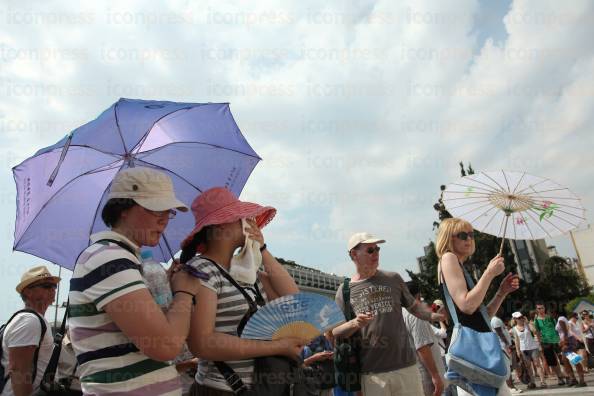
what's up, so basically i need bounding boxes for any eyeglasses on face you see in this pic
[143,207,177,219]
[454,231,474,241]
[29,283,57,290]
[361,246,380,255]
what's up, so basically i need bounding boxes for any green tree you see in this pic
[522,256,590,315]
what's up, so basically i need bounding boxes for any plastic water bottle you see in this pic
[565,351,583,365]
[140,250,172,310]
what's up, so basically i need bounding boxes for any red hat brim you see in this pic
[181,201,276,249]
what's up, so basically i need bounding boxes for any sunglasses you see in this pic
[362,246,380,254]
[143,207,177,219]
[455,231,474,241]
[29,283,57,290]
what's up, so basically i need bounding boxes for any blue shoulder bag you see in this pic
[442,266,509,396]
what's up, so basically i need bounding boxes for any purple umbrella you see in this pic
[13,98,261,269]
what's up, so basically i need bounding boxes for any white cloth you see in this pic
[1,312,53,396]
[229,219,262,284]
[583,321,594,339]
[569,320,584,340]
[556,316,569,340]
[491,316,511,349]
[512,325,539,351]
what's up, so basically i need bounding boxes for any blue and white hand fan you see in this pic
[241,292,345,342]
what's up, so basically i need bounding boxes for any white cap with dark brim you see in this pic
[108,167,188,212]
[348,232,386,251]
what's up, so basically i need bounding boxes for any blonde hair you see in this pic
[435,218,476,258]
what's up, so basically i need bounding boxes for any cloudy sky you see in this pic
[1,0,593,321]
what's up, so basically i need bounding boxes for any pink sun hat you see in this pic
[181,187,276,248]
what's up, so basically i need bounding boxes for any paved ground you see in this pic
[511,367,594,395]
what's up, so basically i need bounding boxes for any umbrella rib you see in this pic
[530,199,585,212]
[135,158,203,193]
[455,177,506,194]
[530,207,585,228]
[14,161,122,252]
[515,178,549,195]
[86,170,122,253]
[12,145,122,170]
[524,209,555,238]
[137,141,262,161]
[113,100,129,156]
[481,173,509,193]
[130,106,196,156]
[523,187,573,196]
[480,206,502,230]
[544,207,586,222]
[449,200,493,213]
[512,212,517,240]
[528,196,582,201]
[502,170,512,193]
[520,211,537,240]
[444,191,496,197]
[448,182,498,194]
[511,171,526,194]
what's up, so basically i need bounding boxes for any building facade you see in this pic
[278,258,344,298]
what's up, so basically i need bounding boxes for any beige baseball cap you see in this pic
[16,266,61,293]
[347,232,386,251]
[108,167,188,212]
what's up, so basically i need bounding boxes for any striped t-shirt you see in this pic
[187,257,267,391]
[69,231,181,396]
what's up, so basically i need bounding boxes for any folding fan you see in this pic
[240,292,346,343]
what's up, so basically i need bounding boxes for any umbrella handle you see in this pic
[162,234,175,262]
[499,213,510,256]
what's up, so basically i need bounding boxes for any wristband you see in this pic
[174,290,196,304]
[260,243,267,252]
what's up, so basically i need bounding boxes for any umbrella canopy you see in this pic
[13,98,261,269]
[442,170,585,241]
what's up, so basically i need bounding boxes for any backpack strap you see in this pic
[202,257,264,395]
[0,309,47,392]
[39,302,69,392]
[95,238,137,257]
[342,278,354,320]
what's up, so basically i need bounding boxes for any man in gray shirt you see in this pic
[333,232,444,396]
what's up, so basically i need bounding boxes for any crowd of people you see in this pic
[0,167,590,396]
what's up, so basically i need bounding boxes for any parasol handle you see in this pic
[162,234,175,262]
[499,213,510,256]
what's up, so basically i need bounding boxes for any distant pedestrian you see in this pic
[533,302,567,385]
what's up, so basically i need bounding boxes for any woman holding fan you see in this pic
[180,187,302,395]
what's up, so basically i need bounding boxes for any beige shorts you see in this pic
[361,364,423,396]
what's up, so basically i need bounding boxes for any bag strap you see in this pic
[212,361,248,395]
[342,278,354,320]
[40,302,69,391]
[440,261,492,330]
[0,309,47,390]
[203,257,262,310]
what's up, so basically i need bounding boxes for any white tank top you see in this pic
[514,325,539,351]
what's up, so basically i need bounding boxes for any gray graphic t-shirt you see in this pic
[335,270,417,374]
